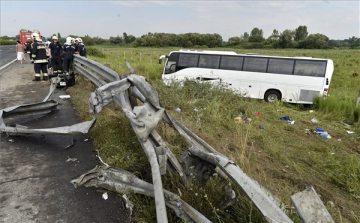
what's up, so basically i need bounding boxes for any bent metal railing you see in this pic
[0,54,335,223]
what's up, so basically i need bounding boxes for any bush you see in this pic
[86,47,106,58]
[0,39,16,45]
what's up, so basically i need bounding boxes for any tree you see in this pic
[347,36,358,47]
[269,29,280,41]
[294,25,308,41]
[304,33,329,49]
[248,35,265,42]
[109,35,123,44]
[279,29,295,48]
[227,36,243,46]
[250,28,263,37]
[82,35,95,46]
[243,32,249,41]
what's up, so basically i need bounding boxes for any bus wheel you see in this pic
[264,90,281,103]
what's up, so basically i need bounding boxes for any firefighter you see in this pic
[77,38,86,57]
[62,36,75,75]
[49,36,63,77]
[31,33,48,81]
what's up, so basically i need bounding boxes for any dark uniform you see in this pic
[32,39,48,81]
[49,41,63,75]
[78,44,86,57]
[62,43,75,74]
[25,40,34,63]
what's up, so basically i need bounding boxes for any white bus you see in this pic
[159,50,334,104]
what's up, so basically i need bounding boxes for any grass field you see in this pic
[68,47,360,223]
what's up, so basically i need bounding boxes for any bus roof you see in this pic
[170,50,329,61]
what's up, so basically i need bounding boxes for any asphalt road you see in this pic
[0,58,133,223]
[0,45,17,67]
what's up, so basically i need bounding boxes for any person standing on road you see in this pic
[16,40,25,64]
[49,36,63,77]
[62,36,75,75]
[31,34,48,81]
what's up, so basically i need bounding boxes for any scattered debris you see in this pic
[64,137,75,150]
[255,112,262,118]
[305,129,311,135]
[309,110,314,113]
[59,95,71,99]
[291,186,335,223]
[259,124,264,130]
[316,127,324,133]
[311,118,318,123]
[175,107,181,113]
[66,157,78,162]
[288,120,295,124]
[84,138,89,142]
[102,192,108,200]
[234,116,242,123]
[321,132,331,139]
[279,116,290,121]
[346,130,355,134]
[8,139,14,142]
[96,150,109,167]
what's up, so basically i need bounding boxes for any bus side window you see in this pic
[178,54,199,70]
[198,55,220,69]
[294,60,326,77]
[243,57,268,73]
[220,56,243,70]
[268,59,294,75]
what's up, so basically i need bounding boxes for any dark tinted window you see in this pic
[198,55,220,69]
[178,54,199,68]
[294,60,327,77]
[220,56,243,70]
[268,59,295,75]
[243,57,268,72]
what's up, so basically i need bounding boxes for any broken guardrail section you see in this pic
[1,55,335,223]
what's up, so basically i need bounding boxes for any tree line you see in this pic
[2,26,359,49]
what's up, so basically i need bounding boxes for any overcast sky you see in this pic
[1,1,359,41]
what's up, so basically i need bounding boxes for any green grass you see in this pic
[68,47,360,223]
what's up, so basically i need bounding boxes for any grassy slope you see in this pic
[68,47,360,223]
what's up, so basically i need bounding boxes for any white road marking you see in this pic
[0,59,17,71]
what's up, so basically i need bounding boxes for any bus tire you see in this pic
[264,90,281,103]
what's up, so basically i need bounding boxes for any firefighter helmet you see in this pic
[32,33,40,40]
[66,36,72,44]
[52,36,58,40]
[77,38,83,43]
[71,38,75,44]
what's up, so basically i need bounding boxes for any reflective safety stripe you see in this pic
[37,46,45,49]
[43,73,48,77]
[35,73,41,77]
[34,59,48,63]
[32,55,36,58]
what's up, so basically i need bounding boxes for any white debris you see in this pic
[102,192,108,200]
[346,130,355,134]
[59,95,71,99]
[66,157,78,162]
[311,118,318,123]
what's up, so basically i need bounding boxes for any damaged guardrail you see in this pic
[1,55,335,223]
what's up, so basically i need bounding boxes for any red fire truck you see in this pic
[19,29,42,50]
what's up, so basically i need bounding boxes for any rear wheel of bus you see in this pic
[264,90,281,103]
